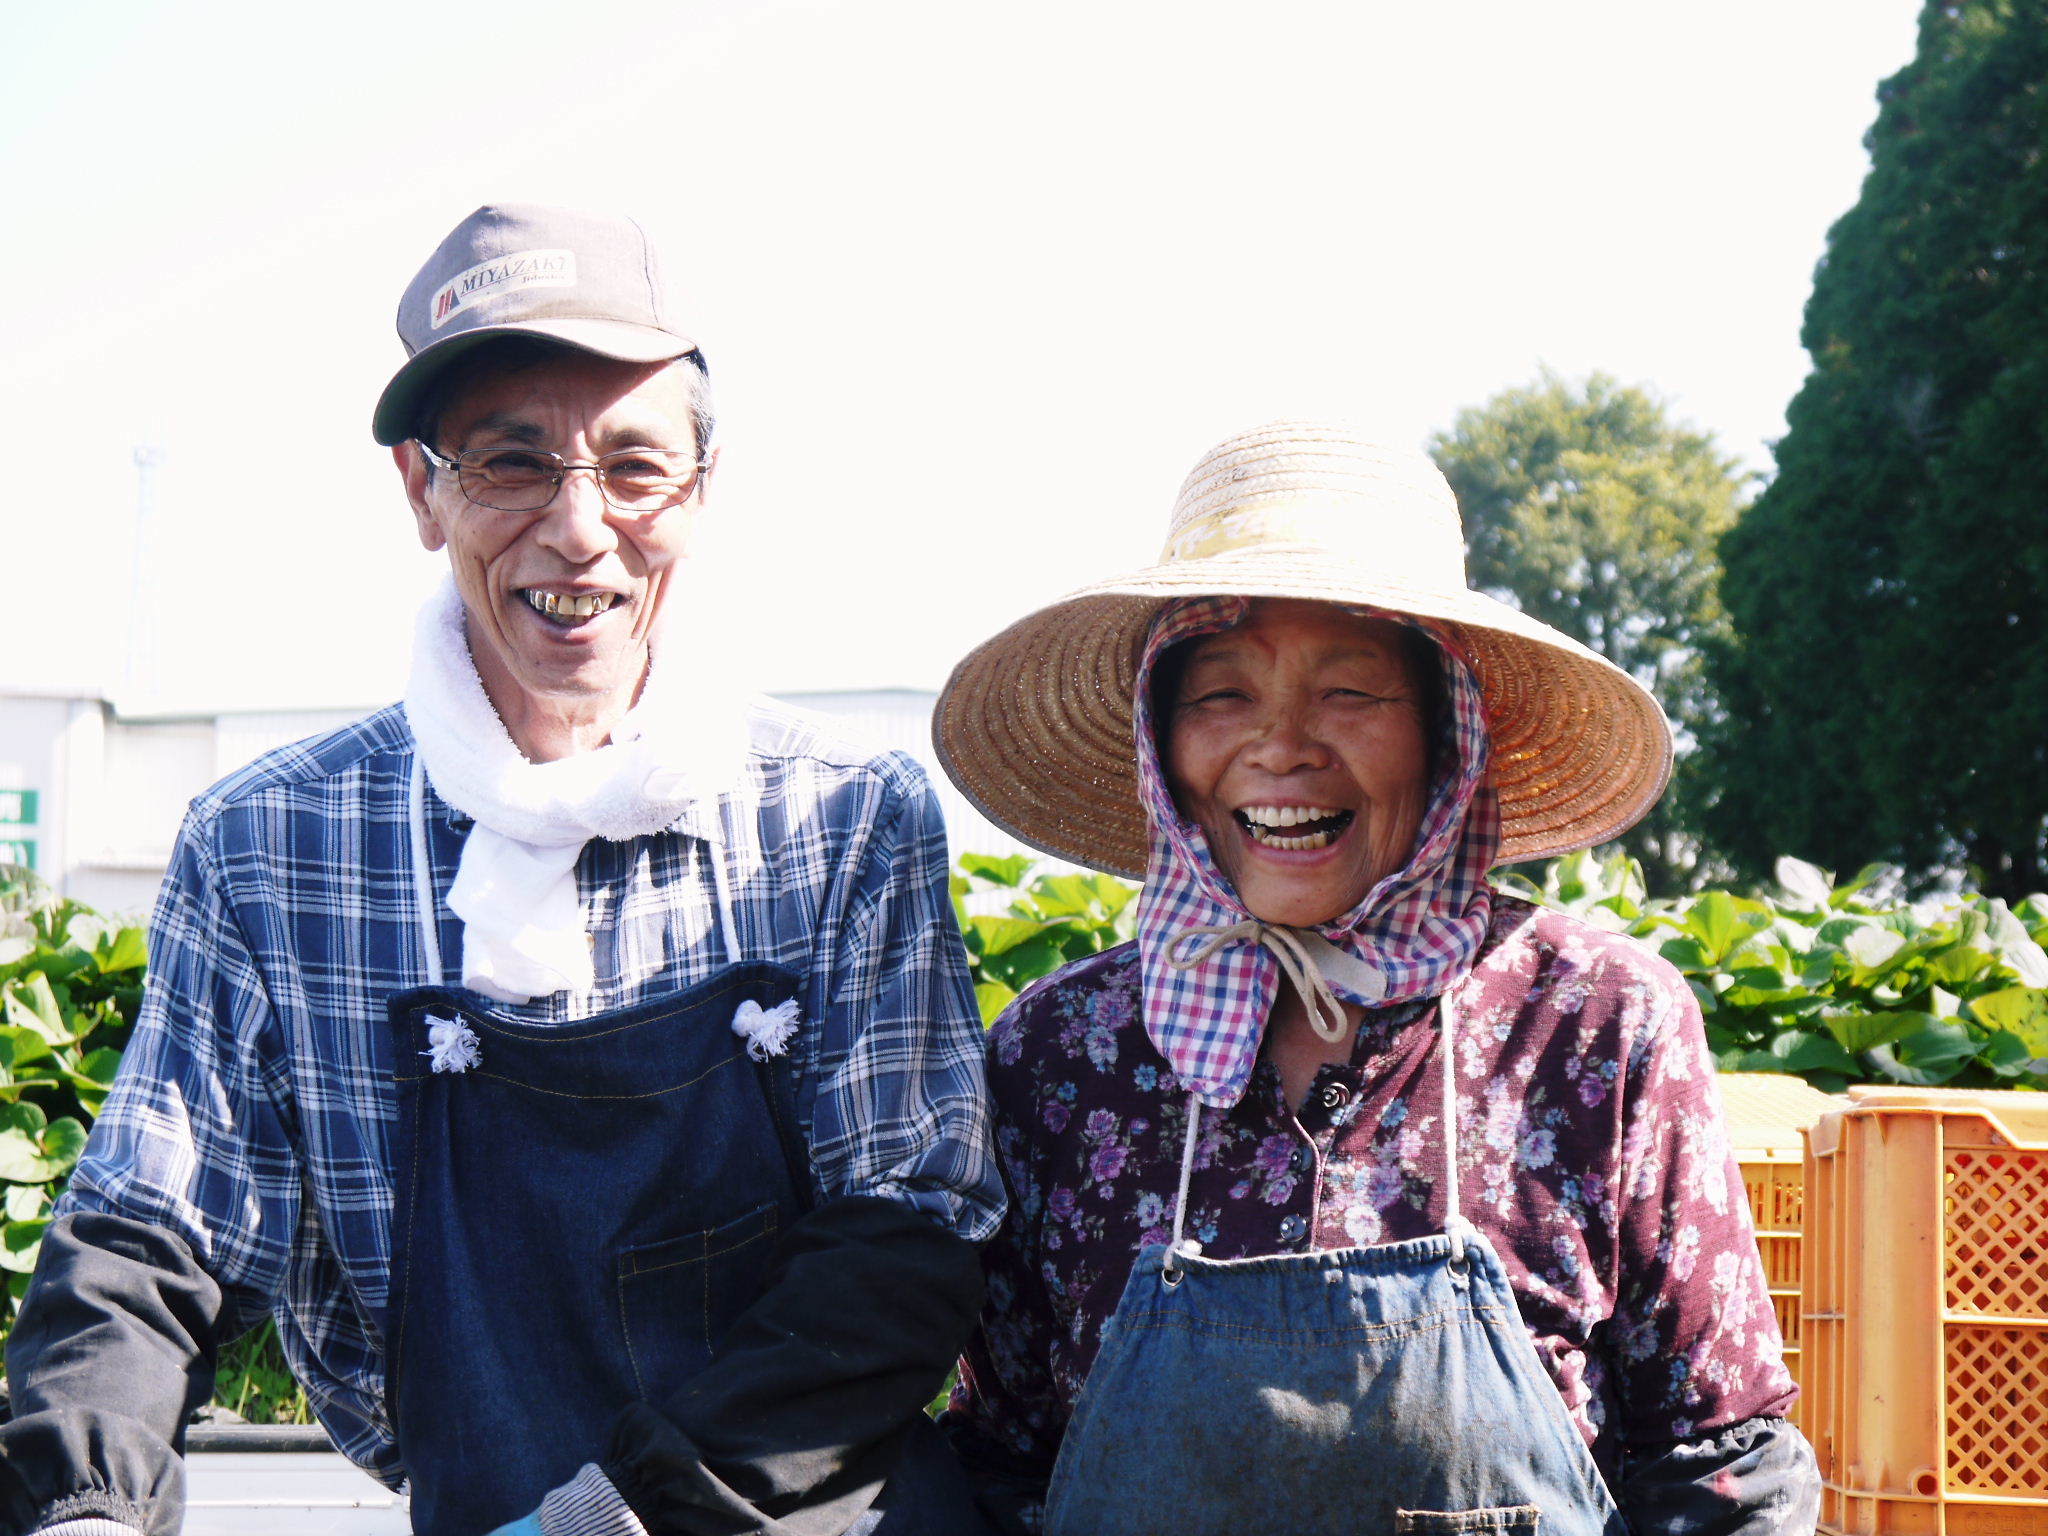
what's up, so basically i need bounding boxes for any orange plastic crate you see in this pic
[1716,1072,1845,1430]
[1804,1086,2048,1535]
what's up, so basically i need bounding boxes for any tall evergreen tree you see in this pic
[1431,372,1749,892]
[1706,0,2048,898]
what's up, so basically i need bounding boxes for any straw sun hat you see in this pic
[933,420,1673,880]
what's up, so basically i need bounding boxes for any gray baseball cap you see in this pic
[372,202,700,445]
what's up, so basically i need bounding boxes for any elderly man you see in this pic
[0,205,1002,1536]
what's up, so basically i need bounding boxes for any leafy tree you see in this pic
[1430,371,1751,892]
[1706,1,2048,900]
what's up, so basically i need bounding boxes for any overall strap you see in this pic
[408,757,445,988]
[698,798,809,1205]
[1438,989,1460,1227]
[1164,1094,1204,1281]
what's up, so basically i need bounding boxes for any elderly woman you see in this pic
[933,424,1819,1536]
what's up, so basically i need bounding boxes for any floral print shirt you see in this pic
[948,894,1797,1495]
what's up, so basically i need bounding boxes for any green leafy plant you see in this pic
[1495,849,2048,1093]
[952,854,1137,1025]
[957,848,2048,1094]
[210,1324,313,1426]
[0,866,314,1424]
[0,866,144,1326]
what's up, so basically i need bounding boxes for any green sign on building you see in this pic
[0,789,36,826]
[0,838,34,870]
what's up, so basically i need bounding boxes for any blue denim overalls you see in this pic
[384,763,973,1536]
[1043,983,1631,1536]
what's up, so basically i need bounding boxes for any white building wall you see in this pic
[0,696,74,883]
[213,712,372,781]
[1,693,239,915]
[100,720,215,863]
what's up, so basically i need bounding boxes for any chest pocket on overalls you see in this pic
[617,1201,783,1400]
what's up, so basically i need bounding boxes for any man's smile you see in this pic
[519,587,625,625]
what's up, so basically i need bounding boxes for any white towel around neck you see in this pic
[402,577,751,1002]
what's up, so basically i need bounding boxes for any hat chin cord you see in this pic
[1165,921,1352,1044]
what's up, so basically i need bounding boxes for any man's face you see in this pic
[398,352,712,717]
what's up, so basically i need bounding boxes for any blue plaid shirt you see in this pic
[61,700,1003,1486]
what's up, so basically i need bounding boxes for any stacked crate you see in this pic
[1715,1072,1844,1428]
[1804,1086,2048,1535]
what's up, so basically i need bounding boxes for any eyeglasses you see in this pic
[414,441,710,513]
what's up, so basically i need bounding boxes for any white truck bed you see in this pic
[185,1444,410,1535]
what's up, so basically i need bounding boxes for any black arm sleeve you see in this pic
[1617,1413,1821,1536]
[602,1194,985,1536]
[0,1212,225,1536]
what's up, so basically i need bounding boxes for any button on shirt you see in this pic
[62,702,1003,1487]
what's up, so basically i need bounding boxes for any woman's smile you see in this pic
[1232,803,1357,851]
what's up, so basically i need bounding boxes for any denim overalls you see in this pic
[1043,982,1631,1536]
[384,763,974,1536]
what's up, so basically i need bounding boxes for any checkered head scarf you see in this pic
[1133,595,1501,1108]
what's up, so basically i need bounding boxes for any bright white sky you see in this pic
[2,0,1923,713]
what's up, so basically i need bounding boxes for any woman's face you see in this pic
[1163,599,1433,927]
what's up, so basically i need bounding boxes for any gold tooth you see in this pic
[527,590,622,617]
